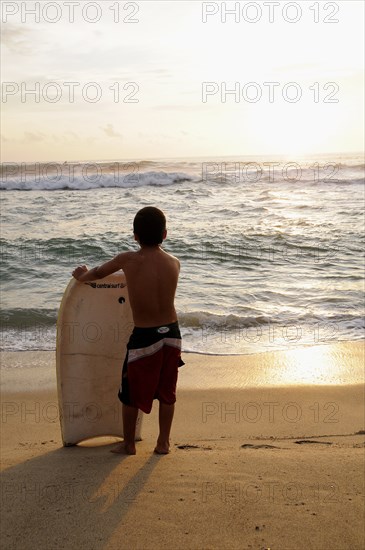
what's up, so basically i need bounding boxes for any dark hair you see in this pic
[133,207,166,246]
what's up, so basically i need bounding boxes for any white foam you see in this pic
[0,171,194,191]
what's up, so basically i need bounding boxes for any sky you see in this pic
[1,0,364,162]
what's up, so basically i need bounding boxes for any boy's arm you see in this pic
[72,252,132,282]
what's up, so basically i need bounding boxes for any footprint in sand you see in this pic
[176,444,212,450]
[241,443,280,449]
[294,440,332,445]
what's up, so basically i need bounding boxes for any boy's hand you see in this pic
[72,265,88,280]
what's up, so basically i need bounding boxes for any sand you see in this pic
[1,341,364,549]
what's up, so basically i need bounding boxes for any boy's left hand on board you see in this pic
[72,265,88,280]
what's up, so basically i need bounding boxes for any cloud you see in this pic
[24,132,46,143]
[101,124,123,139]
[1,24,33,55]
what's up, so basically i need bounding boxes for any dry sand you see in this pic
[1,341,364,549]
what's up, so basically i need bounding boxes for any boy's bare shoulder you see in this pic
[162,249,180,268]
[113,250,139,267]
[119,250,138,260]
[116,248,180,270]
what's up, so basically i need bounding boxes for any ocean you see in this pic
[1,152,364,356]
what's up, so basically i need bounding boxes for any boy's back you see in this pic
[120,247,180,327]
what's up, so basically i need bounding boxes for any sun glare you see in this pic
[280,346,342,385]
[246,100,342,157]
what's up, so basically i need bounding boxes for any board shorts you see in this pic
[118,321,184,414]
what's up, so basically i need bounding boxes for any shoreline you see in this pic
[1,339,364,393]
[2,335,364,356]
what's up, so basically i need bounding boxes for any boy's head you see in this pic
[133,206,167,246]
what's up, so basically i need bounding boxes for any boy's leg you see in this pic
[123,403,139,449]
[155,402,175,454]
[111,403,138,454]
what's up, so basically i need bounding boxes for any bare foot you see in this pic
[110,442,136,455]
[154,441,170,454]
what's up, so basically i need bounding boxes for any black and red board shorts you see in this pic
[118,321,184,414]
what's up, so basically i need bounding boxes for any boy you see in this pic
[72,206,183,455]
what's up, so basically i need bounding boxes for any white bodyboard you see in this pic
[56,272,143,446]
